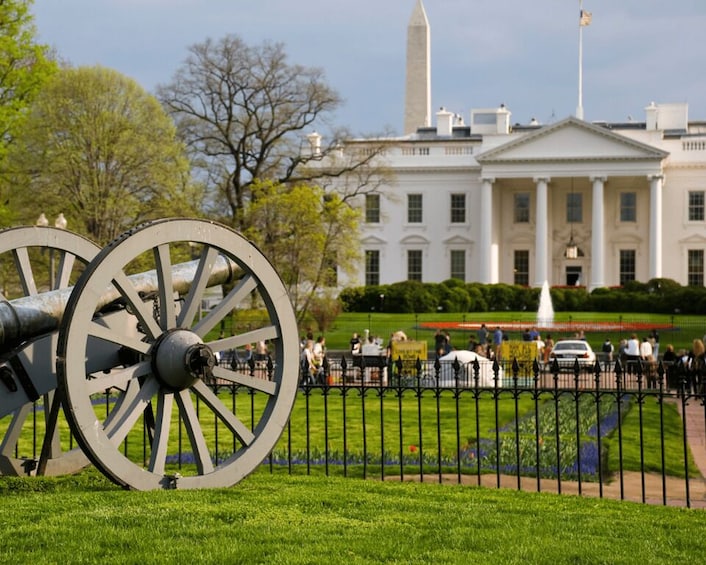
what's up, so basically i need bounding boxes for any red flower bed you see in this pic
[420,321,674,332]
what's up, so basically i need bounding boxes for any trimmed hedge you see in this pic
[339,278,701,314]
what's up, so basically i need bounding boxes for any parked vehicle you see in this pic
[548,339,596,370]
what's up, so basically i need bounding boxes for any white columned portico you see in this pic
[533,177,550,287]
[649,174,664,279]
[590,176,606,290]
[479,177,494,283]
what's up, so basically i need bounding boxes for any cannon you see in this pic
[0,219,299,490]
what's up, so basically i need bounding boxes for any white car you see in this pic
[548,340,596,370]
[436,350,504,387]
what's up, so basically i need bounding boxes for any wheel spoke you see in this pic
[86,361,152,395]
[55,251,77,289]
[104,376,160,445]
[12,247,38,296]
[88,320,152,353]
[0,405,31,455]
[192,274,258,338]
[192,380,256,446]
[148,391,174,474]
[112,270,163,340]
[177,246,219,328]
[210,366,277,395]
[175,389,214,474]
[208,325,280,352]
[153,244,177,330]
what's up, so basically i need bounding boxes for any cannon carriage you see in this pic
[0,219,299,490]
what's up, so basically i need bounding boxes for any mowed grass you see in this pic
[0,469,703,564]
[312,312,705,354]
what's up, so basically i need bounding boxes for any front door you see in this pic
[566,266,582,286]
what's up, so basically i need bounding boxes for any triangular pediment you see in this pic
[442,235,473,245]
[680,233,706,245]
[361,235,387,245]
[477,117,668,163]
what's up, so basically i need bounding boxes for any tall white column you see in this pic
[590,176,606,290]
[649,174,664,279]
[533,177,550,287]
[479,177,494,283]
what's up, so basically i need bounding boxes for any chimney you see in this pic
[306,132,322,156]
[436,107,454,136]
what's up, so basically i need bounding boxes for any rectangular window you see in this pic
[620,192,636,222]
[567,193,582,223]
[514,193,530,223]
[688,191,705,221]
[407,194,423,223]
[688,249,704,286]
[450,250,465,281]
[513,250,529,286]
[407,250,422,281]
[365,193,380,223]
[619,250,636,285]
[450,194,466,223]
[365,250,379,286]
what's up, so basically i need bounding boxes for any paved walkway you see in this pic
[677,397,706,478]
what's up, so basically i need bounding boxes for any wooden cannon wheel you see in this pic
[0,226,99,476]
[57,219,299,490]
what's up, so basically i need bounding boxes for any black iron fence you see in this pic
[3,355,705,508]
[271,355,705,508]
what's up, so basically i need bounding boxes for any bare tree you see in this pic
[157,34,390,230]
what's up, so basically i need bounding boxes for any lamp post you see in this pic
[50,213,67,289]
[36,214,50,292]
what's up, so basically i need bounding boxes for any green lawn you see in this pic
[312,312,704,355]
[0,470,703,564]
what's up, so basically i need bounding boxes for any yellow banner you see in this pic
[390,340,428,375]
[500,341,542,367]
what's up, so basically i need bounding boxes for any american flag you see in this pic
[580,9,592,26]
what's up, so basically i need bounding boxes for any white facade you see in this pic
[323,2,706,291]
[340,102,706,290]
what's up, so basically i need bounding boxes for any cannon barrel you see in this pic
[0,254,236,347]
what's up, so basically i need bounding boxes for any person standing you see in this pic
[640,336,655,388]
[625,334,641,375]
[543,333,554,366]
[650,329,660,360]
[477,324,488,350]
[434,330,446,356]
[313,336,326,383]
[350,332,361,356]
[493,326,503,360]
[300,340,316,385]
[601,338,614,363]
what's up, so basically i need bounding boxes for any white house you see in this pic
[328,1,706,291]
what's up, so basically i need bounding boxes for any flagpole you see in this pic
[576,0,584,120]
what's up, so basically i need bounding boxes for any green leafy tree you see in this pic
[157,34,390,231]
[244,180,360,321]
[8,66,198,244]
[0,0,57,223]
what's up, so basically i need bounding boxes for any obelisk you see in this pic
[403,0,431,135]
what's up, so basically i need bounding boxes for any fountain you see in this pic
[537,280,554,328]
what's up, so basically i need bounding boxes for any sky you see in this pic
[31,0,706,136]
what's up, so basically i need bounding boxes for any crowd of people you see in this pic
[287,323,705,393]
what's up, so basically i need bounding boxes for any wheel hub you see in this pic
[152,329,216,390]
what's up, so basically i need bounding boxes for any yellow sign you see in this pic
[500,341,542,369]
[390,340,428,375]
